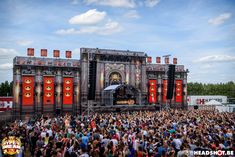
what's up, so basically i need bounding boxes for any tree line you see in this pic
[187,81,235,98]
[0,80,234,99]
[0,81,13,96]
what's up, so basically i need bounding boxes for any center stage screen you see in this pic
[113,85,136,105]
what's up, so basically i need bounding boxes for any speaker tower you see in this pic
[88,60,97,100]
[167,64,175,99]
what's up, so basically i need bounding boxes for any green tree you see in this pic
[0,81,13,96]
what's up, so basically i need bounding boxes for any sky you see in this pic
[0,0,235,83]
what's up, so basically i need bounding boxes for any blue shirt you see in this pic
[82,136,89,146]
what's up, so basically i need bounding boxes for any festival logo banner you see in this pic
[1,136,21,155]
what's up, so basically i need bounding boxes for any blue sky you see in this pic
[0,0,235,83]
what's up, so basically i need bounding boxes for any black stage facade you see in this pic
[13,48,188,116]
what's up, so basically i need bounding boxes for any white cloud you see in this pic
[55,28,78,35]
[16,40,33,46]
[0,48,19,59]
[84,0,135,8]
[208,13,232,26]
[80,21,122,35]
[56,21,122,35]
[0,63,13,70]
[124,10,140,19]
[145,0,160,7]
[69,9,106,25]
[194,55,235,63]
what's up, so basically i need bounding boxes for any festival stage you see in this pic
[12,48,188,116]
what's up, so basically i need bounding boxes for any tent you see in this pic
[205,100,222,105]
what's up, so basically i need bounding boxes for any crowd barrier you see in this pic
[188,105,216,111]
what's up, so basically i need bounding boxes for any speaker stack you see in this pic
[88,60,97,100]
[166,65,175,100]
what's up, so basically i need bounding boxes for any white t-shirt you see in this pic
[41,131,46,138]
[173,138,182,150]
[47,129,53,137]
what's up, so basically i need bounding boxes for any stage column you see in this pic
[125,63,130,84]
[80,50,88,110]
[157,74,162,105]
[183,72,188,109]
[74,71,80,115]
[55,69,62,113]
[95,56,101,105]
[13,67,21,118]
[141,60,147,105]
[130,59,135,87]
[35,68,42,114]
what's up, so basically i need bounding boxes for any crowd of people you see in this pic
[0,109,234,157]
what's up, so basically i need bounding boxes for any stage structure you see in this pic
[13,48,188,116]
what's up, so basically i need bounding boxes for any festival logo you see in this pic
[25,79,31,84]
[46,79,52,84]
[65,92,71,97]
[46,92,52,97]
[65,80,71,84]
[46,86,52,90]
[65,86,71,90]
[25,86,31,90]
[25,92,31,97]
[1,136,21,155]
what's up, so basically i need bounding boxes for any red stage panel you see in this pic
[156,57,161,63]
[41,49,47,57]
[43,76,54,105]
[27,48,34,56]
[148,80,157,104]
[175,80,183,103]
[173,58,177,64]
[147,57,152,63]
[162,80,167,103]
[66,51,72,58]
[63,78,73,105]
[22,76,34,106]
[53,50,60,57]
